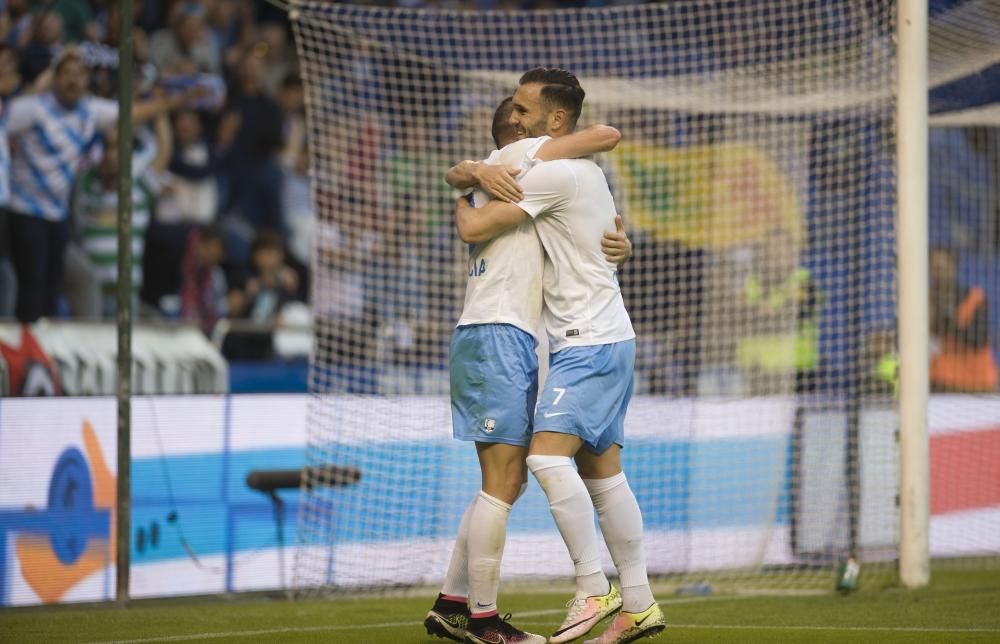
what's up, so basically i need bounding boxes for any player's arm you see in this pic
[454,197,529,245]
[601,214,633,267]
[445,160,522,203]
[534,124,621,162]
[455,160,574,244]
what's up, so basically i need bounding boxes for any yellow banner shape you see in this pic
[610,142,802,249]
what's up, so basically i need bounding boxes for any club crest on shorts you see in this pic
[482,418,496,433]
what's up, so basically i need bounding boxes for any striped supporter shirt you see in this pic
[75,128,159,300]
[6,91,117,221]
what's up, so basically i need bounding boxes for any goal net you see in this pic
[290,0,1000,594]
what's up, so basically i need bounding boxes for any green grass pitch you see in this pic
[2,567,999,643]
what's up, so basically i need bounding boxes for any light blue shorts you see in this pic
[450,323,538,447]
[533,339,636,454]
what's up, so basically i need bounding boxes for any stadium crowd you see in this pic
[0,0,658,355]
[0,0,304,339]
[0,0,995,396]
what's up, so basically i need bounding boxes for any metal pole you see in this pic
[116,0,135,607]
[844,220,862,572]
[896,0,930,589]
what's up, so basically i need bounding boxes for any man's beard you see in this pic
[524,116,548,137]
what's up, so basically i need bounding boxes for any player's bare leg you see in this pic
[478,442,528,505]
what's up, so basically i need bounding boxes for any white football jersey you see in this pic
[455,137,549,338]
[515,158,635,352]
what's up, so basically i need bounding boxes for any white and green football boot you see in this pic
[549,584,623,643]
[583,602,666,644]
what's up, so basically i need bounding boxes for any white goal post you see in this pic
[896,0,930,590]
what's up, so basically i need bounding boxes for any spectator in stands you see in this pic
[49,0,100,44]
[735,228,822,394]
[17,10,64,84]
[313,199,381,392]
[223,228,299,360]
[620,230,706,396]
[282,136,313,269]
[387,124,449,229]
[217,45,285,258]
[4,0,33,50]
[864,325,898,395]
[73,110,173,317]
[4,48,200,323]
[930,246,999,392]
[141,107,221,316]
[0,43,20,318]
[208,0,257,70]
[99,1,152,65]
[179,224,228,332]
[85,5,152,112]
[278,74,312,266]
[254,21,292,96]
[132,0,172,36]
[279,74,305,165]
[234,229,299,320]
[148,1,221,75]
[61,236,102,319]
[162,108,220,224]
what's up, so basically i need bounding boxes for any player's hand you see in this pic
[475,164,523,203]
[602,214,632,266]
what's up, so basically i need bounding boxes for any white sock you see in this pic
[584,472,655,612]
[526,454,609,599]
[441,497,475,599]
[440,483,527,602]
[467,491,512,616]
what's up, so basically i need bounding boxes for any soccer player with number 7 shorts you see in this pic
[449,68,666,644]
[423,97,632,644]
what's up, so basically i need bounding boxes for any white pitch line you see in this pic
[88,621,416,644]
[87,595,1000,643]
[90,615,1000,644]
[666,624,1000,633]
[89,593,756,643]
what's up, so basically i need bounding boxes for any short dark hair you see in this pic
[929,245,956,264]
[518,67,585,129]
[198,224,224,245]
[251,229,284,255]
[491,96,517,148]
[54,48,84,74]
